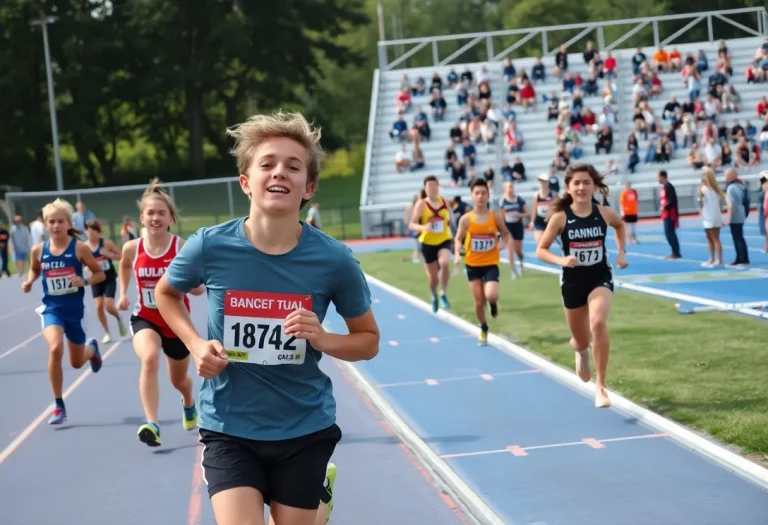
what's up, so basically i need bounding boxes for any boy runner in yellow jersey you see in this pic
[454,178,511,345]
[409,175,453,313]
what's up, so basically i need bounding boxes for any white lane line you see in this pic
[0,333,42,361]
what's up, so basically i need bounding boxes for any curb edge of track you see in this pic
[326,321,509,525]
[363,273,768,493]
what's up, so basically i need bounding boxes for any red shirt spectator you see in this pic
[520,82,535,100]
[604,55,617,73]
[757,97,767,117]
[582,110,596,127]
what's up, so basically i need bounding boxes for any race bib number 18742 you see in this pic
[223,291,313,366]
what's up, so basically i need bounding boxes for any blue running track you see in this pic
[0,215,766,524]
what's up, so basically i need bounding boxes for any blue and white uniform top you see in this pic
[40,238,85,320]
[498,195,526,224]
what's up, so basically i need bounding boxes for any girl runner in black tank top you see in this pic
[534,163,628,410]
[85,220,126,343]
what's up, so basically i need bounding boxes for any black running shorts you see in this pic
[199,423,342,508]
[505,222,524,241]
[622,214,638,224]
[420,239,453,264]
[129,315,190,360]
[91,279,117,299]
[465,264,500,283]
[561,274,614,310]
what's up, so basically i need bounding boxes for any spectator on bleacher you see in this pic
[506,78,520,105]
[485,103,500,126]
[519,79,536,111]
[595,125,613,155]
[531,57,545,83]
[396,87,412,113]
[584,74,599,97]
[716,46,733,77]
[390,113,408,141]
[745,60,766,84]
[730,120,744,143]
[552,143,570,171]
[757,96,768,118]
[460,66,473,86]
[411,76,426,96]
[580,107,596,135]
[449,158,467,187]
[688,143,705,169]
[632,78,647,106]
[649,72,663,97]
[445,144,457,169]
[410,142,425,172]
[631,47,646,75]
[462,137,477,167]
[663,96,680,120]
[449,121,463,143]
[602,78,617,105]
[602,52,616,79]
[704,95,721,121]
[599,105,616,131]
[476,65,492,86]
[554,45,568,79]
[480,120,496,152]
[668,48,682,72]
[655,133,673,163]
[721,85,741,113]
[446,69,459,88]
[456,84,468,107]
[427,91,446,123]
[510,157,526,182]
[626,134,640,173]
[478,82,492,102]
[399,74,410,90]
[633,107,649,140]
[724,167,750,265]
[562,72,576,93]
[430,72,442,93]
[467,117,481,143]
[583,40,596,64]
[652,46,670,73]
[482,165,495,189]
[502,58,516,81]
[702,137,720,166]
[546,95,559,121]
[504,122,524,152]
[720,140,733,168]
[734,137,751,168]
[696,49,709,73]
[395,144,411,173]
[685,67,702,102]
[413,107,431,140]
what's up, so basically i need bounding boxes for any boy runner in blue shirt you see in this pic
[155,110,380,525]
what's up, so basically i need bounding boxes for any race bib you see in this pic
[570,241,603,266]
[141,286,157,309]
[470,234,496,252]
[223,291,312,366]
[504,211,520,223]
[428,218,445,234]
[45,267,77,295]
[537,204,549,218]
[96,256,111,271]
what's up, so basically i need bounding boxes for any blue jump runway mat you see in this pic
[0,282,471,525]
[326,278,768,525]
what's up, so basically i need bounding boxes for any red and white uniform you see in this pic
[132,235,190,338]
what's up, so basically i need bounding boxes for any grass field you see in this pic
[356,250,768,464]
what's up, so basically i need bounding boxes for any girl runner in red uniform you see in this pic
[117,179,204,447]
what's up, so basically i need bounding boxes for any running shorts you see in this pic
[505,222,524,241]
[420,239,453,264]
[465,264,499,283]
[561,273,614,310]
[622,214,638,224]
[38,309,86,345]
[129,315,189,360]
[199,423,342,508]
[91,279,117,299]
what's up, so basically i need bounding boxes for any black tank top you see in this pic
[558,203,611,282]
[534,191,556,226]
[91,238,117,282]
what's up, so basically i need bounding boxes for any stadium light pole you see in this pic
[31,15,64,193]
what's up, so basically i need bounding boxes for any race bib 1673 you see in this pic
[223,291,313,366]
[570,240,604,266]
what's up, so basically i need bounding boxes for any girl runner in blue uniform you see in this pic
[85,220,126,343]
[155,111,380,525]
[21,198,106,425]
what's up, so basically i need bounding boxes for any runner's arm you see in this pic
[102,239,122,260]
[599,206,627,255]
[177,238,205,296]
[529,194,538,228]
[494,213,511,250]
[118,240,137,299]
[76,241,106,285]
[534,212,567,265]
[408,201,427,232]
[156,232,206,349]
[453,214,469,261]
[25,243,42,283]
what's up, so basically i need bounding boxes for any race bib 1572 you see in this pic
[223,291,313,366]
[45,267,77,295]
[570,240,604,266]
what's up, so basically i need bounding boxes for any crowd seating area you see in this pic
[361,35,767,218]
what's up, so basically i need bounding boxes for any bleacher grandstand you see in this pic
[359,9,768,238]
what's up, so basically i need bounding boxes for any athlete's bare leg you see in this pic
[587,287,613,407]
[44,325,65,398]
[469,279,486,325]
[268,503,328,525]
[166,356,194,407]
[133,329,163,423]
[437,248,451,292]
[211,487,266,525]
[564,304,591,383]
[423,261,439,296]
[94,296,109,334]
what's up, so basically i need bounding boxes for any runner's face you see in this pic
[45,211,71,239]
[504,181,514,198]
[140,197,172,235]
[568,171,595,204]
[86,227,100,243]
[241,137,314,215]
[472,186,489,208]
[424,181,439,199]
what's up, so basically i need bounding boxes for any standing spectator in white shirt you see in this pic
[29,213,48,243]
[306,202,322,230]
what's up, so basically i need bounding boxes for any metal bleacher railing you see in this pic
[359,7,768,239]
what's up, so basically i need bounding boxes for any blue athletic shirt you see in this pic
[498,196,526,223]
[40,238,85,320]
[165,218,372,441]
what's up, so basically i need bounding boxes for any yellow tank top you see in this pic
[463,211,500,267]
[418,197,452,245]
